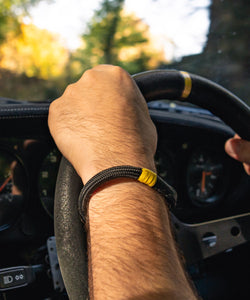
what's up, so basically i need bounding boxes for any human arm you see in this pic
[86,178,197,300]
[48,65,198,299]
[225,135,250,175]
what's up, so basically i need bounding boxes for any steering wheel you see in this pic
[54,70,250,299]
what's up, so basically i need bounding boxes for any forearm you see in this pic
[48,65,199,299]
[87,180,198,300]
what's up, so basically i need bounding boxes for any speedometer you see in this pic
[186,150,225,206]
[0,149,27,230]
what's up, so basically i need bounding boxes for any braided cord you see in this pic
[78,166,177,222]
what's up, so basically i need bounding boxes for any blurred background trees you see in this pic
[0,0,166,100]
[0,23,68,79]
[0,0,249,104]
[66,0,165,81]
[0,0,61,100]
[166,0,249,104]
[0,0,42,44]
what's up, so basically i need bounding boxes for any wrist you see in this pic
[78,156,156,184]
[87,179,165,224]
[79,165,177,223]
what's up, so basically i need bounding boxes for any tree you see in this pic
[165,0,249,104]
[0,23,69,80]
[69,0,166,77]
[0,0,44,44]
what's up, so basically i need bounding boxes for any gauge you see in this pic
[38,149,61,218]
[187,150,224,206]
[155,149,175,187]
[0,149,27,230]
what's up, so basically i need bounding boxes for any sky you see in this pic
[29,0,211,61]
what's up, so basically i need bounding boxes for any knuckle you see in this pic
[78,68,96,85]
[84,67,97,79]
[48,99,61,124]
[48,99,58,116]
[82,68,93,78]
[64,83,77,95]
[112,65,127,77]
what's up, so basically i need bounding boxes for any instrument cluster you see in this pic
[0,139,61,235]
[0,148,27,231]
[155,146,228,208]
[0,127,248,234]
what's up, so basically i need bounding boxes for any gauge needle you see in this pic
[201,171,212,193]
[0,176,12,193]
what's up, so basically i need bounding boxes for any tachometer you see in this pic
[0,149,27,230]
[187,150,225,206]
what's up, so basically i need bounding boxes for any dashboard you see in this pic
[151,105,250,222]
[0,99,250,299]
[1,105,248,232]
[0,138,60,232]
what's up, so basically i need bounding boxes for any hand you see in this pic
[48,65,157,183]
[225,134,250,175]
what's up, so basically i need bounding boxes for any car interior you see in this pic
[0,0,249,299]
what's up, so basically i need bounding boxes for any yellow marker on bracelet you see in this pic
[138,168,157,187]
[180,71,192,99]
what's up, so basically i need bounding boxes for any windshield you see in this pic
[0,0,249,105]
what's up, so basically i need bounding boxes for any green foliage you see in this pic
[0,0,44,44]
[82,0,125,65]
[0,23,69,80]
[0,0,166,100]
[69,0,164,79]
[0,0,41,12]
[118,52,150,75]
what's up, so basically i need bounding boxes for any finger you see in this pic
[225,137,250,164]
[243,163,250,175]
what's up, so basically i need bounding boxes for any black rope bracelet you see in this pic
[78,166,177,223]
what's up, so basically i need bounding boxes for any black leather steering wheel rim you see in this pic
[54,70,250,300]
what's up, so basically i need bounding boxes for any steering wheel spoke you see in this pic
[172,212,250,265]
